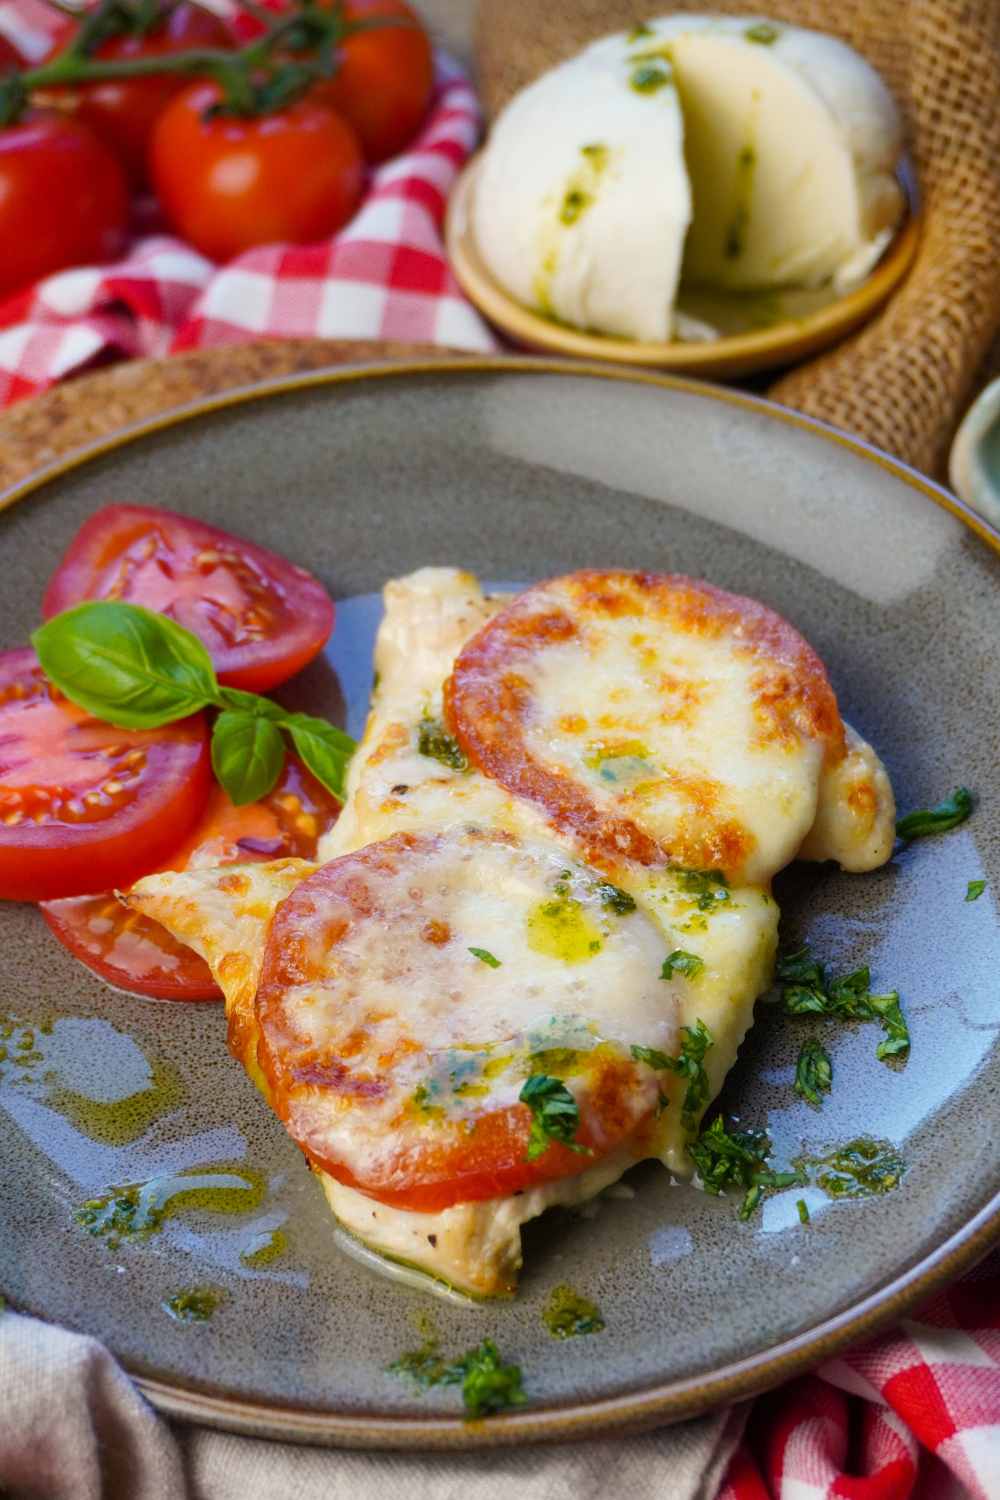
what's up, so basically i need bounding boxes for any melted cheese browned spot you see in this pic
[445,570,848,885]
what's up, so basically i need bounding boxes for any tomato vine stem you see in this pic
[0,0,409,125]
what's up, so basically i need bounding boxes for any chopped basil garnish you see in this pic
[661,949,704,981]
[389,1337,526,1420]
[417,715,468,771]
[519,1074,589,1161]
[794,1038,833,1107]
[468,946,501,968]
[593,880,636,914]
[966,880,986,902]
[31,600,354,804]
[689,1116,803,1220]
[896,786,973,841]
[796,1198,810,1224]
[777,944,909,1065]
[674,868,730,911]
[631,1019,713,1132]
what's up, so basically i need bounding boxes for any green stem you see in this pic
[0,0,410,123]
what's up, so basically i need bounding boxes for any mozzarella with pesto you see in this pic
[473,14,903,336]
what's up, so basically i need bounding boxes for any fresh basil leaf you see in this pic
[966,880,986,902]
[211,711,285,806]
[32,601,217,728]
[284,712,356,800]
[468,947,501,968]
[217,686,285,719]
[794,1038,832,1107]
[796,1198,810,1224]
[519,1074,588,1161]
[896,786,973,841]
[661,949,704,980]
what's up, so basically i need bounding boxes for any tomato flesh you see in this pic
[0,648,211,901]
[41,755,340,1000]
[43,504,334,694]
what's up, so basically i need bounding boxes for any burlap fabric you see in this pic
[474,0,1000,479]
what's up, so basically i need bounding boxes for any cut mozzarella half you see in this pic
[473,46,691,341]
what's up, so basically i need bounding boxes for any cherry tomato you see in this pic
[0,33,23,70]
[312,0,433,163]
[41,755,340,1000]
[0,648,211,902]
[43,504,334,694]
[54,3,234,188]
[0,112,128,302]
[150,82,364,261]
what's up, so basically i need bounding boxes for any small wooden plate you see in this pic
[446,154,920,379]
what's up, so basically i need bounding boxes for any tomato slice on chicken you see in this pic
[255,828,668,1211]
[0,647,211,902]
[42,755,340,1000]
[42,504,334,693]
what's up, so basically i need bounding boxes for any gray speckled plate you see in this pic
[1,360,999,1449]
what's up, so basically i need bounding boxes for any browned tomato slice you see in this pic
[255,827,668,1211]
[444,571,846,885]
[41,756,339,1000]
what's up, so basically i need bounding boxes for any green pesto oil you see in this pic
[724,144,757,261]
[163,1286,224,1324]
[527,898,604,963]
[47,1056,184,1147]
[796,1138,904,1199]
[239,1227,287,1269]
[76,1165,266,1250]
[542,1284,605,1339]
[0,1011,184,1145]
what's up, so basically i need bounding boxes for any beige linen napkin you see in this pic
[0,1308,745,1500]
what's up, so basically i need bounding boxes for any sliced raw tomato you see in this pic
[41,755,340,1000]
[42,504,334,694]
[0,647,211,902]
[255,828,666,1211]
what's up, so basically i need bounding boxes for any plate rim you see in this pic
[4,355,999,1447]
[444,156,921,378]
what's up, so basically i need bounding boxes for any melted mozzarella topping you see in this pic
[128,566,892,1296]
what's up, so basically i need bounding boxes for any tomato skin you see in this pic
[43,504,334,694]
[41,754,340,1000]
[58,4,234,188]
[0,647,211,902]
[0,33,23,69]
[150,83,364,261]
[0,112,128,301]
[312,0,433,163]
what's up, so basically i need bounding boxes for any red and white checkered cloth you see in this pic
[720,1254,1000,1499]
[1,5,999,1497]
[0,0,497,406]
